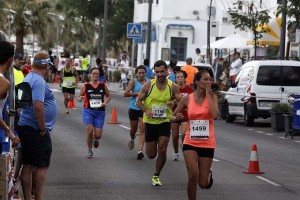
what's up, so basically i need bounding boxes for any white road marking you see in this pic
[51,89,60,92]
[213,158,219,162]
[255,131,264,134]
[294,140,300,143]
[278,137,288,140]
[256,176,281,187]
[266,133,274,136]
[248,129,254,131]
[119,125,130,130]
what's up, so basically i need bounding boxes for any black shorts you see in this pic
[128,109,143,121]
[145,122,171,142]
[17,125,52,167]
[182,144,214,158]
[62,87,75,94]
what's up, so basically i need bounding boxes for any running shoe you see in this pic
[152,175,162,186]
[93,139,99,148]
[137,151,144,160]
[65,109,70,114]
[173,152,179,161]
[86,150,93,158]
[206,170,213,189]
[128,139,134,150]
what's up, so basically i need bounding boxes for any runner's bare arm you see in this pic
[77,84,86,102]
[206,83,219,119]
[170,95,189,122]
[136,81,150,112]
[172,83,183,102]
[123,80,136,97]
[102,84,111,107]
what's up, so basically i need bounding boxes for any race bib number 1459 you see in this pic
[190,120,209,139]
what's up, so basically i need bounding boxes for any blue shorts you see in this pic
[82,108,105,128]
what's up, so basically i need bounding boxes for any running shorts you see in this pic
[128,108,143,121]
[82,108,105,128]
[145,122,171,142]
[182,144,214,158]
[62,87,75,94]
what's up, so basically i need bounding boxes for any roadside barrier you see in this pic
[243,144,265,174]
[108,107,120,124]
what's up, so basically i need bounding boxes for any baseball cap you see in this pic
[14,53,23,60]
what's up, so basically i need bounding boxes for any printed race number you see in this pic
[152,105,167,119]
[89,99,102,108]
[190,120,209,139]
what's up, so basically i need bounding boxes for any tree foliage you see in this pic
[228,0,270,58]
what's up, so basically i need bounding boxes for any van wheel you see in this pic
[244,109,254,127]
[225,103,235,123]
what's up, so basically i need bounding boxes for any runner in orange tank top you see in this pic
[171,70,219,200]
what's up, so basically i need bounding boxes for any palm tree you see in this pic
[8,0,52,54]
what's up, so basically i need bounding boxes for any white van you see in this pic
[225,60,300,126]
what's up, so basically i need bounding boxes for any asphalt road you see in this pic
[43,83,300,200]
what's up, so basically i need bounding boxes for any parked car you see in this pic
[225,60,300,126]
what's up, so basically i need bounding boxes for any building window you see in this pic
[170,37,187,61]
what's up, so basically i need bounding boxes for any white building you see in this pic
[133,0,278,65]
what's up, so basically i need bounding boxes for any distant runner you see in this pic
[77,67,111,158]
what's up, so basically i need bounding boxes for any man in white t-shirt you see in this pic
[229,52,243,83]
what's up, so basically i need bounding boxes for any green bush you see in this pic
[112,70,121,82]
[270,102,292,113]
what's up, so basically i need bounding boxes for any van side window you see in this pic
[282,66,300,86]
[257,65,280,86]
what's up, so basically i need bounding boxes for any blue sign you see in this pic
[127,23,142,39]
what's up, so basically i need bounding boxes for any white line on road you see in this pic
[248,129,254,131]
[213,158,220,162]
[119,125,130,130]
[255,131,264,134]
[294,140,300,143]
[256,176,281,187]
[278,137,288,140]
[266,133,274,136]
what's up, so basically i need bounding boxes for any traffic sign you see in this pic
[127,23,142,39]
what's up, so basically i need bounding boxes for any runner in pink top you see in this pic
[171,70,219,200]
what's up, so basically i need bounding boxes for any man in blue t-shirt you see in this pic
[143,59,154,79]
[17,51,57,200]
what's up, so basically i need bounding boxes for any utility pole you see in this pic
[146,0,152,61]
[207,0,213,65]
[97,19,101,58]
[101,0,108,60]
[279,0,287,59]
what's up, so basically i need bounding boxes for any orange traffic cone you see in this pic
[68,100,76,109]
[108,107,120,124]
[243,144,264,174]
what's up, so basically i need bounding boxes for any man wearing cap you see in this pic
[181,57,198,88]
[17,51,57,200]
[13,53,24,85]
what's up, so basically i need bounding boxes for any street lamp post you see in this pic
[279,0,287,59]
[146,0,153,61]
[48,13,62,56]
[101,0,108,60]
[206,0,213,65]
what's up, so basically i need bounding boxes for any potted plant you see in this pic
[270,103,293,132]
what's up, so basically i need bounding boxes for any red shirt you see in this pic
[22,65,32,76]
[172,85,193,120]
